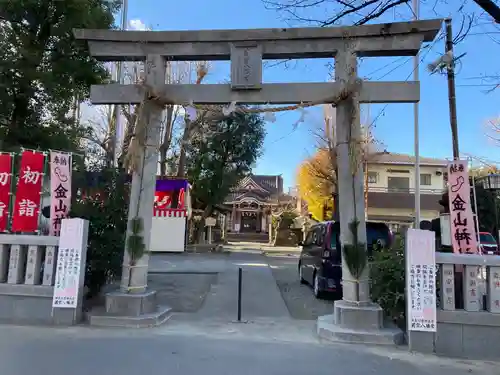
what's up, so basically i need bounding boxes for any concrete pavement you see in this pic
[149,252,291,320]
[0,323,497,375]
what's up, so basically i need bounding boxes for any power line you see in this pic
[456,83,499,87]
[367,29,445,131]
[270,28,446,146]
[364,56,410,80]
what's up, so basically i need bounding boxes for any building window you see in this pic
[387,176,410,192]
[367,171,378,184]
[420,173,432,186]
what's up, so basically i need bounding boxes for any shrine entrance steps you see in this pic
[226,232,269,244]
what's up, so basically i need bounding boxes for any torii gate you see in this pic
[74,19,442,338]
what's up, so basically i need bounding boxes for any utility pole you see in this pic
[445,18,460,159]
[473,0,500,23]
[364,104,370,221]
[413,0,421,228]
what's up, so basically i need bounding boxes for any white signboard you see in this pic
[52,218,85,308]
[205,217,216,227]
[406,228,437,332]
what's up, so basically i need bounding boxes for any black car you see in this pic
[298,220,393,299]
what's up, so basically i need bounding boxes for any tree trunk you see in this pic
[159,147,168,176]
[176,143,188,177]
[159,105,174,177]
[271,216,281,246]
[176,117,194,176]
[105,104,119,167]
[118,105,138,169]
[193,205,213,244]
[171,120,192,206]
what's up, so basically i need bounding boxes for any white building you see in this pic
[366,151,447,233]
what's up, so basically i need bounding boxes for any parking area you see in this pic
[267,254,336,320]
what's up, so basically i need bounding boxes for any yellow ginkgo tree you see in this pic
[296,148,336,221]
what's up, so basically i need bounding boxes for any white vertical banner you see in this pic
[406,228,437,332]
[52,218,87,309]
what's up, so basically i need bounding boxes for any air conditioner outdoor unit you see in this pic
[440,213,451,246]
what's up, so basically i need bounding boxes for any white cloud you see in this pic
[129,19,147,31]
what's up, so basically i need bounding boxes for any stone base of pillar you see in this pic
[317,300,404,346]
[87,290,172,328]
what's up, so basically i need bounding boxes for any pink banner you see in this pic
[447,160,478,254]
[49,152,72,236]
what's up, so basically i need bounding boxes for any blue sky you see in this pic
[123,0,500,188]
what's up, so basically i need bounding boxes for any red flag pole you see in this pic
[8,152,15,232]
[0,152,15,233]
[37,151,48,235]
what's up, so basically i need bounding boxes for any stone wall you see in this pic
[409,253,500,360]
[0,234,86,325]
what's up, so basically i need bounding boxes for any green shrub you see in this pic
[343,219,367,302]
[370,236,406,330]
[70,168,128,298]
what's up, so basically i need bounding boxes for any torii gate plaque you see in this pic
[75,19,442,338]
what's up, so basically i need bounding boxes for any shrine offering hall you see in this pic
[224,175,295,233]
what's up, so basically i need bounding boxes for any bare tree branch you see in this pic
[263,0,410,26]
[484,116,500,146]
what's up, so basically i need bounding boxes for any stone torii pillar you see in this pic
[334,45,370,305]
[316,43,406,344]
[93,55,172,327]
[119,54,164,294]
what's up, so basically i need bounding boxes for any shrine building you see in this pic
[223,174,295,233]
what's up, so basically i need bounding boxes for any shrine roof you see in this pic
[233,174,284,195]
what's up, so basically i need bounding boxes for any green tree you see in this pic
[70,167,128,297]
[476,185,499,236]
[186,111,266,238]
[370,237,406,330]
[0,0,120,152]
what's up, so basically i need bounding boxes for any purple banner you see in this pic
[156,179,188,192]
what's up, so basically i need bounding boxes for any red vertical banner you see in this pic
[0,153,13,232]
[11,151,45,233]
